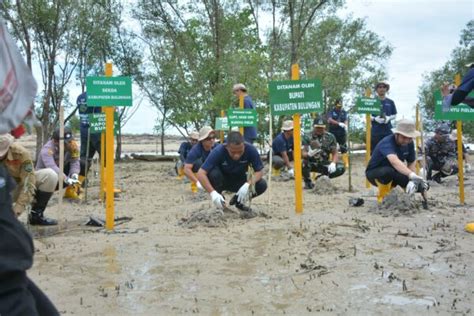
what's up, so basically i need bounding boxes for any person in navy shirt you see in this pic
[184,126,216,186]
[442,62,474,111]
[366,119,428,202]
[76,92,102,165]
[197,131,266,215]
[233,83,257,144]
[370,81,397,153]
[176,131,199,176]
[271,120,294,174]
[327,99,349,167]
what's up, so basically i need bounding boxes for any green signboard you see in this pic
[227,108,257,127]
[215,117,229,131]
[86,76,133,107]
[434,90,474,121]
[355,97,382,114]
[303,117,313,132]
[268,79,323,115]
[89,113,119,135]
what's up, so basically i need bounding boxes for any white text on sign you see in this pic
[274,101,321,112]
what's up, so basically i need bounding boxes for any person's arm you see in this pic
[280,151,291,168]
[39,145,62,176]
[387,154,413,176]
[184,163,199,183]
[68,141,81,176]
[331,148,338,163]
[327,116,338,125]
[249,170,263,185]
[196,168,214,193]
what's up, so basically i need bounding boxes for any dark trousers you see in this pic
[80,132,101,162]
[371,133,392,154]
[332,131,347,154]
[366,166,409,188]
[0,166,58,316]
[302,160,345,180]
[207,167,267,196]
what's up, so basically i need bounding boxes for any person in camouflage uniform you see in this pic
[425,124,458,183]
[0,133,58,225]
[302,118,345,189]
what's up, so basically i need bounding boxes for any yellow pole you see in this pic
[239,95,244,135]
[105,62,115,230]
[454,74,465,205]
[220,110,225,143]
[365,88,372,188]
[100,117,105,202]
[415,104,421,174]
[292,64,303,214]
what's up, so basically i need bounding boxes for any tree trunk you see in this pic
[115,128,122,162]
[160,121,166,156]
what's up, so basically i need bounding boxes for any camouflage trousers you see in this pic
[426,157,458,180]
[302,159,345,180]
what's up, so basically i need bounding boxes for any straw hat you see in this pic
[391,119,420,138]
[232,83,247,92]
[0,133,14,157]
[375,81,390,91]
[449,129,465,141]
[189,131,199,140]
[281,120,293,131]
[198,126,215,141]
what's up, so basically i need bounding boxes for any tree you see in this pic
[418,20,474,135]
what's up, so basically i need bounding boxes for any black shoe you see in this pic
[229,194,238,206]
[432,173,442,184]
[29,211,58,226]
[304,181,314,190]
[235,202,252,212]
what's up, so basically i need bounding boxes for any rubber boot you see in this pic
[64,185,81,200]
[79,175,86,187]
[29,191,57,226]
[375,180,392,203]
[191,172,199,193]
[342,153,349,168]
[177,167,185,180]
[272,168,281,177]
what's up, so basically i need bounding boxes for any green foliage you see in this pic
[418,20,474,135]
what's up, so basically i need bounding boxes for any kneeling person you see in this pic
[302,118,345,189]
[366,119,429,201]
[184,126,215,191]
[197,131,267,213]
[271,120,294,175]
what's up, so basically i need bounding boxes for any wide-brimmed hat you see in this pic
[53,127,73,142]
[281,120,293,131]
[466,61,474,68]
[449,129,465,141]
[232,83,247,92]
[375,81,390,91]
[0,133,14,157]
[189,131,199,141]
[313,118,326,128]
[392,119,420,138]
[198,126,215,141]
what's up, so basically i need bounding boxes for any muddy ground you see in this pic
[16,135,474,315]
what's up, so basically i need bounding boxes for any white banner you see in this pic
[0,17,37,133]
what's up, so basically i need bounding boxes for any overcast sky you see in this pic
[113,0,474,134]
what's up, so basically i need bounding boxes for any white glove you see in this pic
[327,162,336,174]
[308,148,321,157]
[210,191,225,209]
[236,182,250,203]
[196,181,203,190]
[71,173,79,181]
[65,177,79,186]
[465,163,471,172]
[338,122,346,129]
[406,181,417,195]
[384,114,396,124]
[287,168,294,177]
[408,172,423,184]
[374,116,386,124]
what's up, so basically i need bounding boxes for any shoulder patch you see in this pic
[48,149,54,156]
[23,162,33,173]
